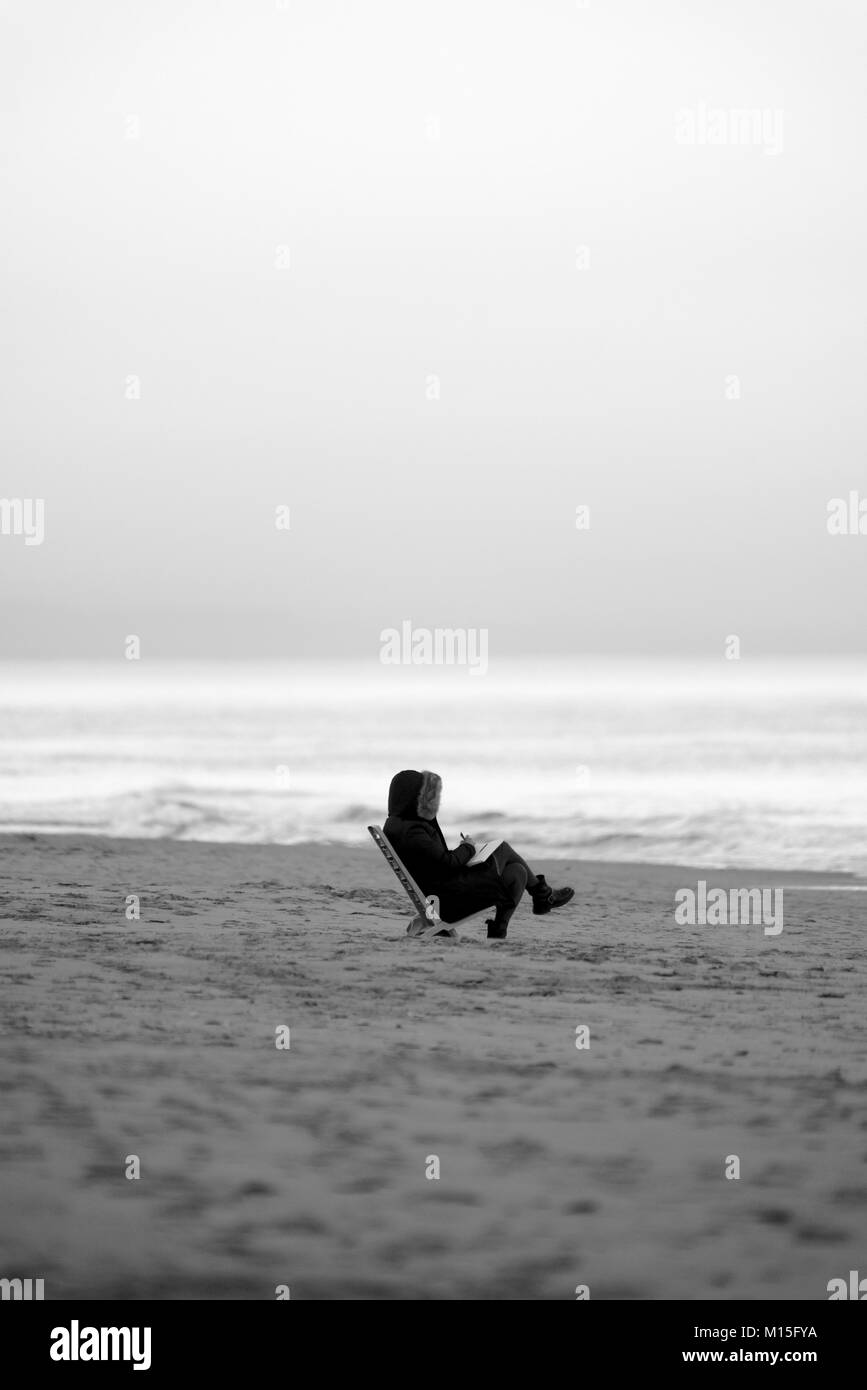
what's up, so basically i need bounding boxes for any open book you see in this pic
[464,839,503,867]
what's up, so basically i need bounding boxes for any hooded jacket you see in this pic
[382,769,512,923]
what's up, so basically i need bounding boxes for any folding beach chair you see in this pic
[367,825,461,941]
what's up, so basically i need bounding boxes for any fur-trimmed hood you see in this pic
[416,770,442,820]
[387,769,442,821]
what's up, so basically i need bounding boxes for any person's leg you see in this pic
[498,861,527,917]
[489,841,575,919]
[490,842,538,891]
[487,862,527,938]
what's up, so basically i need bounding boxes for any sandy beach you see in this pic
[1,832,865,1300]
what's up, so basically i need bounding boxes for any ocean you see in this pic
[1,658,865,874]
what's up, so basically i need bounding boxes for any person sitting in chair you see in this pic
[383,768,574,939]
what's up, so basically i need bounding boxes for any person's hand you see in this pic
[460,833,475,849]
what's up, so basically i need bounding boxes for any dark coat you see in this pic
[383,769,511,924]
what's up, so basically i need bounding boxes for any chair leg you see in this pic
[406,913,459,942]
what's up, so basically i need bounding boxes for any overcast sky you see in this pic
[2,0,865,659]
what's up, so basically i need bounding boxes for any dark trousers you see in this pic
[488,841,538,927]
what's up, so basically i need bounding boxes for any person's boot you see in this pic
[530,874,575,915]
[486,917,508,940]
